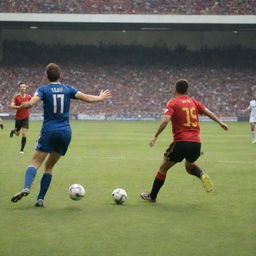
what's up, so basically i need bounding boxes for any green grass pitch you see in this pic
[0,120,255,256]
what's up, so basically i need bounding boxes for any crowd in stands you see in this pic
[1,0,255,15]
[0,42,255,118]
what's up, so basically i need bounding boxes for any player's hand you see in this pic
[220,122,228,131]
[99,90,111,100]
[149,137,157,147]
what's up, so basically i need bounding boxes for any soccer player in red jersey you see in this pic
[141,79,229,202]
[10,82,31,154]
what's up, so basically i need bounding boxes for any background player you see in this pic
[243,91,256,144]
[141,79,228,202]
[11,63,111,207]
[0,102,4,130]
[10,82,31,153]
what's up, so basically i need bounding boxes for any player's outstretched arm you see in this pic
[76,90,111,103]
[242,106,250,113]
[149,115,171,147]
[10,99,21,109]
[203,108,229,131]
[20,96,41,108]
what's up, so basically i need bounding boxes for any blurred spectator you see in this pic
[0,0,255,15]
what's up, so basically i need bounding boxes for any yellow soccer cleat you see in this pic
[200,173,213,192]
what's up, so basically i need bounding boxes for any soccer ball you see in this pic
[68,184,85,200]
[112,188,127,204]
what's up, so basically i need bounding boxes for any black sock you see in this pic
[150,172,166,200]
[187,164,203,178]
[0,124,3,129]
[21,137,27,151]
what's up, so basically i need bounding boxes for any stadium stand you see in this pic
[0,0,255,15]
[1,42,255,118]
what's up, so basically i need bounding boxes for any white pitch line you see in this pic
[72,155,255,164]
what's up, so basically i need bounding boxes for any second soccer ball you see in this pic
[112,188,127,204]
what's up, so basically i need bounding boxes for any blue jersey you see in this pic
[35,83,78,132]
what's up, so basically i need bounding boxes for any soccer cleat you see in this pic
[140,192,156,202]
[35,199,45,207]
[11,188,30,203]
[252,139,256,144]
[19,151,25,154]
[200,174,213,192]
[9,129,15,138]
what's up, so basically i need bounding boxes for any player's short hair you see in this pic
[175,79,188,94]
[46,63,61,82]
[18,82,26,88]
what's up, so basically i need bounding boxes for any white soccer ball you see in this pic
[68,184,85,200]
[112,188,127,204]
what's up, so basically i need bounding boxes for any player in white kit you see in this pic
[244,92,256,143]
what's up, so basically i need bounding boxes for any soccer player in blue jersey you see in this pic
[11,63,111,207]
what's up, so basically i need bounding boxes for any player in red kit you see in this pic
[10,82,31,154]
[140,79,228,202]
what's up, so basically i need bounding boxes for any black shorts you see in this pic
[15,118,29,131]
[164,141,201,163]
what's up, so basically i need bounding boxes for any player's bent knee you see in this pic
[44,169,53,174]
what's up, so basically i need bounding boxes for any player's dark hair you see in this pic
[176,79,188,94]
[18,82,25,88]
[46,63,61,82]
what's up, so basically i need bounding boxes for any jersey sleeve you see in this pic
[195,100,206,114]
[68,86,79,99]
[164,99,174,116]
[34,86,44,99]
[13,95,19,105]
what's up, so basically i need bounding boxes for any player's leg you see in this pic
[141,142,182,202]
[0,117,3,129]
[11,150,48,202]
[184,142,213,192]
[35,152,61,207]
[251,122,256,143]
[185,160,213,192]
[250,122,254,140]
[10,120,20,138]
[20,128,28,153]
[185,160,203,178]
[147,159,176,201]
[35,130,71,207]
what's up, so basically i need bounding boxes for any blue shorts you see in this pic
[36,130,71,156]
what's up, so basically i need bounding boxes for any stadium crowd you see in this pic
[0,0,255,15]
[0,64,255,118]
[1,42,255,118]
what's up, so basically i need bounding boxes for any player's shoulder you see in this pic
[52,83,74,90]
[166,97,175,106]
[62,83,76,90]
[37,84,48,91]
[13,94,21,101]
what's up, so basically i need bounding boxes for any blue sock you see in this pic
[37,173,52,200]
[24,166,37,189]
